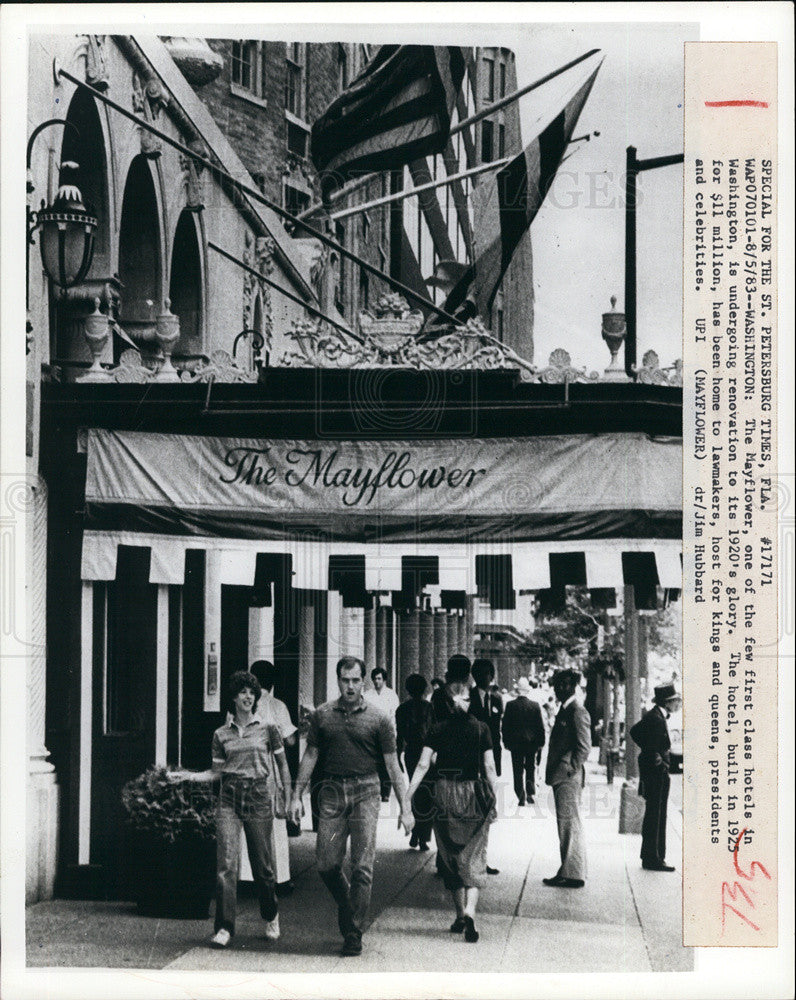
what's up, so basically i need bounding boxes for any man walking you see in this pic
[289,656,413,956]
[364,666,400,801]
[502,676,546,806]
[629,683,681,871]
[469,659,504,776]
[543,669,591,888]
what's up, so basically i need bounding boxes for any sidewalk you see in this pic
[26,757,691,974]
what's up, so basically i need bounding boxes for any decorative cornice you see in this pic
[634,350,683,387]
[179,350,258,383]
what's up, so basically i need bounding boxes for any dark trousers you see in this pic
[510,741,540,803]
[640,766,670,864]
[493,742,502,777]
[405,751,434,846]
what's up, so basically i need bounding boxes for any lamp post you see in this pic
[27,120,99,358]
[624,147,684,379]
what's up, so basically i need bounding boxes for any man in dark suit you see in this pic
[629,683,681,871]
[469,659,504,776]
[543,669,592,888]
[502,677,546,805]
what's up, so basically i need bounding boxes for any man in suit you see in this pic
[543,669,592,888]
[629,683,681,871]
[502,677,546,806]
[469,659,504,776]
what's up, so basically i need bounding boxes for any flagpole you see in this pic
[56,67,463,327]
[328,157,510,222]
[297,47,601,219]
[207,241,360,341]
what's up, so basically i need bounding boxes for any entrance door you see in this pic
[90,546,157,897]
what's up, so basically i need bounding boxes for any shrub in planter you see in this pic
[121,766,216,918]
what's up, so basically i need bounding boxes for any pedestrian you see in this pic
[469,659,504,777]
[406,655,498,943]
[629,683,681,872]
[431,675,452,720]
[395,673,436,850]
[502,676,546,806]
[208,670,292,947]
[288,656,413,957]
[543,669,591,889]
[250,660,297,895]
[364,666,401,801]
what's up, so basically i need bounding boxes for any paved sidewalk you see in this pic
[26,760,691,974]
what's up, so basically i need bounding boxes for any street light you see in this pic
[27,119,99,355]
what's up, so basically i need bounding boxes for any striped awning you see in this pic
[80,531,681,593]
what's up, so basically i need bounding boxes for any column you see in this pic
[327,589,343,696]
[419,609,434,681]
[204,550,222,712]
[345,605,365,661]
[433,610,448,676]
[397,608,420,695]
[364,604,377,671]
[619,584,644,833]
[464,597,476,659]
[446,612,459,660]
[26,476,59,901]
[298,602,315,713]
[248,601,275,663]
[456,610,466,658]
[375,605,388,673]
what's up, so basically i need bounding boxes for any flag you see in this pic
[311,45,465,200]
[439,65,601,322]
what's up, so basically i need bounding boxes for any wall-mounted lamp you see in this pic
[232,327,266,369]
[27,119,98,355]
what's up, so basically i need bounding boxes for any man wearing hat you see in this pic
[629,683,681,871]
[501,677,546,806]
[543,669,592,888]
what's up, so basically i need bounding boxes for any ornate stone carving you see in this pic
[635,350,683,387]
[109,349,158,383]
[132,72,165,159]
[242,231,275,357]
[179,350,258,383]
[535,348,600,384]
[179,141,207,211]
[85,35,109,91]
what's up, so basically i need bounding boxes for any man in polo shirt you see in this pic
[289,656,414,956]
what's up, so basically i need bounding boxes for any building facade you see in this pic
[25,33,680,904]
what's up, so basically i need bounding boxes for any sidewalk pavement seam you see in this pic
[625,854,654,971]
[498,827,535,969]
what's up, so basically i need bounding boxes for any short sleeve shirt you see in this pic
[307,698,397,777]
[211,719,284,778]
[425,715,493,780]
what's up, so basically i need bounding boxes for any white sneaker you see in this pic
[210,928,231,948]
[263,914,280,940]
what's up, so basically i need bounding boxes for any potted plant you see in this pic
[121,766,216,918]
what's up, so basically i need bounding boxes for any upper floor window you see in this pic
[499,62,507,98]
[481,119,494,163]
[285,42,305,119]
[483,57,495,103]
[284,183,310,228]
[498,122,505,159]
[231,41,267,102]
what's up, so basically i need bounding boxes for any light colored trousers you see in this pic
[553,776,587,880]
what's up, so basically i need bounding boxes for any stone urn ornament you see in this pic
[601,296,627,375]
[155,298,181,382]
[77,297,111,382]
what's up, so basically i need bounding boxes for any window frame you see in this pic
[230,40,268,107]
[285,41,306,120]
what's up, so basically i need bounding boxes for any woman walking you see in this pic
[405,657,498,942]
[396,673,436,850]
[204,670,292,948]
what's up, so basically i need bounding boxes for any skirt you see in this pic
[432,777,493,891]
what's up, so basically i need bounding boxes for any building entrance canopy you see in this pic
[83,429,681,543]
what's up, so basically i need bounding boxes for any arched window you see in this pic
[118,155,161,343]
[168,209,204,357]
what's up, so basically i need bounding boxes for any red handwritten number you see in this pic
[720,828,772,934]
[705,100,769,108]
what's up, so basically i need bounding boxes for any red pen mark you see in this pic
[721,828,772,934]
[705,100,769,108]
